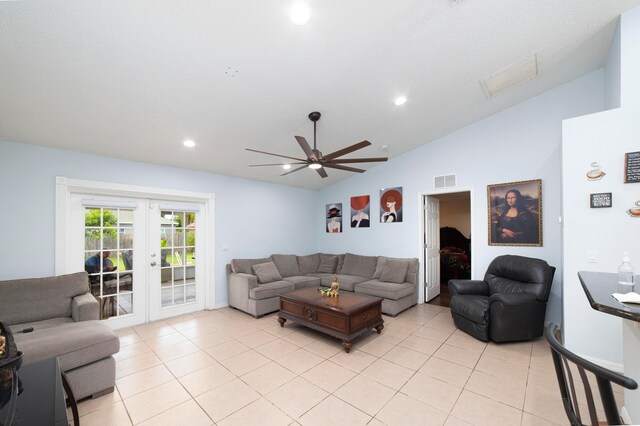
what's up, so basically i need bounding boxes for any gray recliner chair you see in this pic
[449,255,555,342]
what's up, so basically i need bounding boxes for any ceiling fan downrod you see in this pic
[309,111,321,151]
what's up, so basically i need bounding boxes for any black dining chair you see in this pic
[545,323,637,425]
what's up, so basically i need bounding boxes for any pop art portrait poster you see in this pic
[380,187,402,222]
[326,203,342,233]
[350,195,370,228]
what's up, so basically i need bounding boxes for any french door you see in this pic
[68,194,206,328]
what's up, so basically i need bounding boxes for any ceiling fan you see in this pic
[246,111,388,178]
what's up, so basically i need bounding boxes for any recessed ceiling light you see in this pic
[290,2,311,25]
[308,162,322,169]
[394,96,407,106]
[282,164,292,170]
[183,140,196,148]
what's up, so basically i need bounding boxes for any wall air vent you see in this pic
[480,54,539,99]
[434,174,456,189]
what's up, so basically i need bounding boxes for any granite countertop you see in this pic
[578,271,640,322]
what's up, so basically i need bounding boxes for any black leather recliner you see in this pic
[449,255,555,343]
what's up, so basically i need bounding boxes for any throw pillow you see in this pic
[297,254,320,274]
[252,261,283,284]
[271,254,300,277]
[317,255,338,273]
[379,259,409,283]
[340,253,378,278]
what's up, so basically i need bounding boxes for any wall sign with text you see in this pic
[624,151,640,183]
[590,192,612,208]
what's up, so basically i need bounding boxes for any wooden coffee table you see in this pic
[278,287,384,353]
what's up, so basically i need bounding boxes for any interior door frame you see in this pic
[55,177,216,315]
[417,186,475,304]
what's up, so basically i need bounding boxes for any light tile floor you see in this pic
[73,304,625,425]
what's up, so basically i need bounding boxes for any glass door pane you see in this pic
[159,210,197,308]
[83,207,135,320]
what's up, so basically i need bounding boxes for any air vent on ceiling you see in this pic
[434,174,456,189]
[480,54,539,99]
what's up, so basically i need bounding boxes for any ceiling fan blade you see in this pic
[323,163,366,173]
[330,157,388,164]
[246,148,306,162]
[316,167,328,178]
[322,140,372,161]
[294,136,317,161]
[280,164,308,176]
[248,163,306,167]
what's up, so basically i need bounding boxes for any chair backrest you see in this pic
[545,323,637,426]
[484,255,555,301]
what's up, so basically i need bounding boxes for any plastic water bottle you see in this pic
[618,252,635,293]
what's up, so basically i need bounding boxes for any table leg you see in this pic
[376,324,384,334]
[278,317,286,327]
[342,340,352,353]
[61,371,79,426]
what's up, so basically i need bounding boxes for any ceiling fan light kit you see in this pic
[246,111,388,178]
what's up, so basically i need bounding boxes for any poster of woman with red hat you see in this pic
[326,203,342,233]
[350,195,370,228]
[380,187,403,223]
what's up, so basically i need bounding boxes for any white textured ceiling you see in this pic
[1,1,638,190]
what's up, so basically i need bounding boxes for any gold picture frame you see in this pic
[487,179,542,246]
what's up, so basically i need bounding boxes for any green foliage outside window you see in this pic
[85,209,118,238]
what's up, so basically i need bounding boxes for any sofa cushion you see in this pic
[340,253,378,278]
[252,261,283,284]
[15,320,120,370]
[374,257,419,284]
[317,254,338,273]
[355,280,414,300]
[0,272,90,325]
[271,254,301,277]
[297,253,320,274]
[283,275,321,289]
[379,259,409,283]
[319,274,369,291]
[249,281,295,300]
[231,258,271,274]
[10,317,74,333]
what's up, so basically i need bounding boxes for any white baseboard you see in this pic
[207,303,229,310]
[621,406,632,425]
[579,353,624,374]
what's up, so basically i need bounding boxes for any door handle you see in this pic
[150,261,157,267]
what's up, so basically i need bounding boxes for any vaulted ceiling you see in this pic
[1,1,639,190]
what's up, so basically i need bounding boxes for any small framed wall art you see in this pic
[590,193,612,208]
[350,195,370,228]
[326,203,342,233]
[380,187,402,223]
[624,151,640,183]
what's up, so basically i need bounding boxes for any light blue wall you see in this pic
[0,141,318,304]
[317,70,606,326]
[605,19,622,110]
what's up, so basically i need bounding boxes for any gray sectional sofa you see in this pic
[0,272,120,400]
[227,252,419,317]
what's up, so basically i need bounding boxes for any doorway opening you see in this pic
[422,190,472,308]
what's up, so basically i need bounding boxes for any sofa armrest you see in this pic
[489,292,537,306]
[72,292,99,321]
[449,279,489,297]
[228,273,258,311]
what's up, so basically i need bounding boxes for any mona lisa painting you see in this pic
[487,179,542,246]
